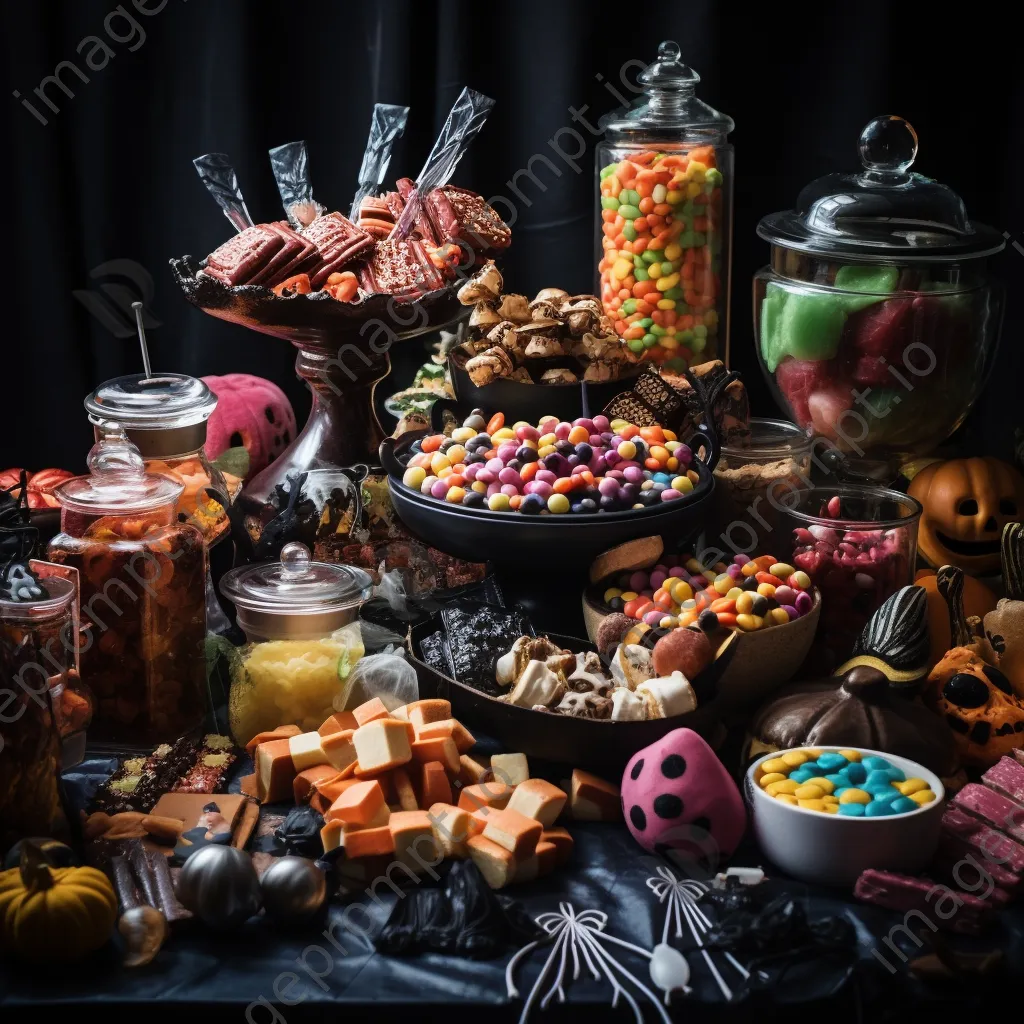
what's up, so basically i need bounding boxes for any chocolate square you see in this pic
[250,222,317,287]
[203,224,282,286]
[301,212,374,289]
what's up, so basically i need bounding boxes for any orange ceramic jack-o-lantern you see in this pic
[984,523,1024,698]
[924,564,1024,767]
[909,457,1024,574]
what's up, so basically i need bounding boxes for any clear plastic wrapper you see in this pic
[269,140,324,230]
[192,153,253,233]
[342,649,419,712]
[392,87,495,240]
[349,104,410,220]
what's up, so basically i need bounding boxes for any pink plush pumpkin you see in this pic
[202,374,297,478]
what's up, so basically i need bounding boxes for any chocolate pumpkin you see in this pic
[909,457,1024,574]
[984,523,1024,698]
[915,568,997,670]
[747,586,957,775]
[924,564,1024,767]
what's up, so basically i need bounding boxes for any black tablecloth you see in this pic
[3,746,1023,1022]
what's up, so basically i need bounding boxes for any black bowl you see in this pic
[449,352,642,424]
[409,623,733,773]
[380,424,718,570]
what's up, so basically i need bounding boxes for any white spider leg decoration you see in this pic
[646,866,750,1000]
[506,902,672,1024]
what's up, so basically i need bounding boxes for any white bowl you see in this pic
[744,746,945,887]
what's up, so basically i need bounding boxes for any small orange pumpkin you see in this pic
[915,567,997,670]
[909,457,1024,574]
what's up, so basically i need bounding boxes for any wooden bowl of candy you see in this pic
[745,746,945,887]
[380,407,718,570]
[583,552,822,714]
[408,611,735,774]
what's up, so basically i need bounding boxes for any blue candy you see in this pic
[886,767,906,783]
[652,472,672,484]
[889,797,918,815]
[862,756,893,772]
[865,769,897,788]
[788,769,815,784]
[845,763,867,785]
[865,801,897,817]
[825,772,852,789]
[800,761,826,776]
[867,786,899,803]
[833,787,850,798]
[839,803,865,817]
[816,753,849,772]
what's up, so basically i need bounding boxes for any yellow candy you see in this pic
[437,466,454,479]
[798,799,827,811]
[519,438,539,451]
[712,575,732,595]
[451,427,476,443]
[775,794,798,805]
[769,563,795,578]
[791,571,812,590]
[670,581,693,603]
[735,592,754,614]
[805,749,824,758]
[736,614,764,632]
[663,242,682,261]
[769,608,791,625]
[766,780,800,796]
[538,445,557,458]
[402,466,426,489]
[671,475,691,492]
[657,298,676,311]
[760,758,790,775]
[757,583,777,599]
[839,788,871,805]
[758,772,788,788]
[812,778,835,795]
[445,487,466,504]
[838,749,862,763]
[821,803,839,814]
[620,591,638,602]
[781,751,809,767]
[491,428,515,441]
[656,272,680,292]
[611,257,633,280]
[794,784,824,800]
[897,778,929,795]
[910,790,936,805]
[488,493,510,512]
[822,795,839,805]
[446,444,467,464]
[430,453,452,473]
[471,481,487,494]
[726,587,743,599]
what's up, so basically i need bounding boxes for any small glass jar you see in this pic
[596,40,734,371]
[711,419,813,548]
[47,423,207,746]
[755,117,1004,476]
[85,373,230,544]
[777,485,922,670]
[0,575,80,852]
[219,542,371,746]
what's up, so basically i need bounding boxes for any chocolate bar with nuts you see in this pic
[359,238,446,298]
[426,185,511,255]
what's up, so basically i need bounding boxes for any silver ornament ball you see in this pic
[260,856,327,922]
[176,845,262,930]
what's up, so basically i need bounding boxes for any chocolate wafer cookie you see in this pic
[202,224,283,285]
[250,222,317,287]
[302,212,374,289]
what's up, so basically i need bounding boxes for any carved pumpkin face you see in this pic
[923,564,1024,767]
[909,457,1024,574]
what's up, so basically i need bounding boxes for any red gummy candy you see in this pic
[844,297,914,358]
[775,357,837,426]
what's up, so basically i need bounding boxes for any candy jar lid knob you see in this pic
[279,541,312,580]
[858,116,919,183]
[88,421,147,481]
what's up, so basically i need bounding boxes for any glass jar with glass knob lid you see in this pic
[596,40,734,371]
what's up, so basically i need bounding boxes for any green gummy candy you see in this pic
[834,264,899,312]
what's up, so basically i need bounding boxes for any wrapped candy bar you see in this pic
[193,152,253,232]
[349,103,410,221]
[392,87,495,242]
[269,140,324,229]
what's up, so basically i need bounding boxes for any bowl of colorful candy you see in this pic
[380,408,718,568]
[584,552,821,711]
[745,746,944,886]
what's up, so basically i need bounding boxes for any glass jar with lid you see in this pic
[85,373,231,544]
[755,116,1005,477]
[597,40,734,371]
[219,541,370,746]
[711,418,814,548]
[46,423,207,746]
[0,573,82,852]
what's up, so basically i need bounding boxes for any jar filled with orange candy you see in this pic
[596,41,734,371]
[47,423,207,746]
[85,373,231,544]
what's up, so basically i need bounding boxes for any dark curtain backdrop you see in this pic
[3,0,1021,471]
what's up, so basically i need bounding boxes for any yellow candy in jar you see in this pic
[403,466,426,489]
[769,563,795,578]
[769,608,790,625]
[757,583,776,598]
[758,772,788,788]
[811,778,835,794]
[781,751,809,767]
[736,614,764,631]
[794,784,824,800]
[910,790,936,805]
[766,779,799,796]
[791,571,812,590]
[430,453,451,473]
[735,592,754,614]
[897,778,929,795]
[760,758,790,775]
